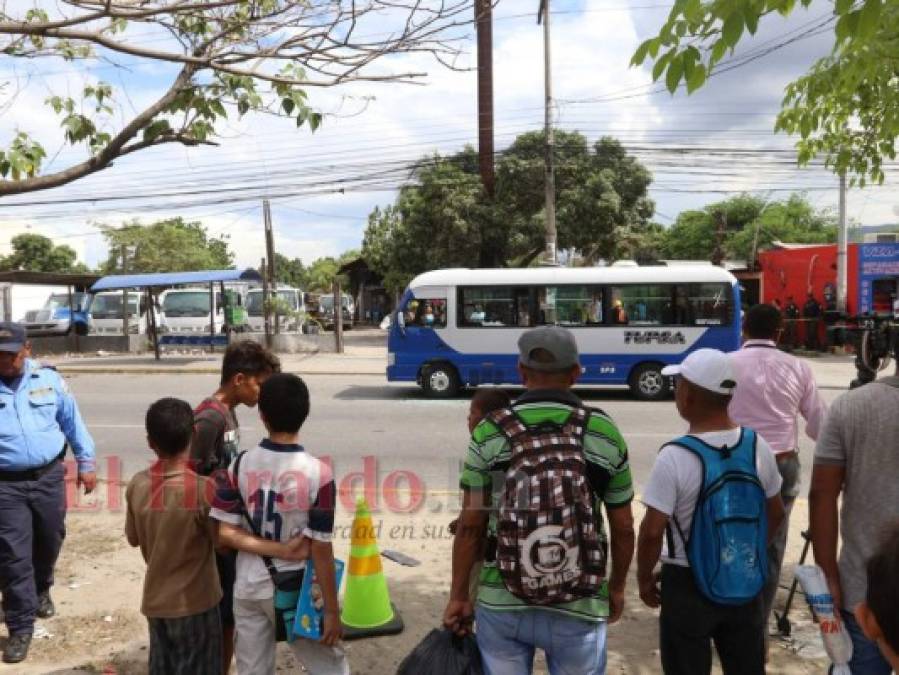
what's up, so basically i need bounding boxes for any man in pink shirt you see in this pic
[729,304,827,634]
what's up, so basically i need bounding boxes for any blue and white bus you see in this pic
[387,266,741,399]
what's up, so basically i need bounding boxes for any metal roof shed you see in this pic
[90,268,263,360]
[91,268,262,292]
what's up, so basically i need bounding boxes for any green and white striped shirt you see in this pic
[460,389,633,622]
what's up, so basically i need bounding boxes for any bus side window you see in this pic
[535,285,603,327]
[406,298,447,328]
[459,287,520,327]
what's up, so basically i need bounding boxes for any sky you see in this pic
[0,0,896,270]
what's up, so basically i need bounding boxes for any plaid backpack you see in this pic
[489,405,607,604]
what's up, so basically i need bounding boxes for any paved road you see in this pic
[65,369,852,507]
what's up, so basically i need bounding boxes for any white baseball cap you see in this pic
[661,348,737,395]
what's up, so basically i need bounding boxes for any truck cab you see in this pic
[88,291,160,335]
[245,287,305,332]
[159,287,247,335]
[23,292,90,336]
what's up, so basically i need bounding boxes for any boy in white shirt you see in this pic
[211,373,349,675]
[636,349,785,675]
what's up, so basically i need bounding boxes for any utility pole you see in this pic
[475,0,495,199]
[120,244,129,339]
[261,200,277,345]
[261,256,272,348]
[837,172,848,314]
[538,0,557,265]
[263,199,280,336]
[333,280,344,354]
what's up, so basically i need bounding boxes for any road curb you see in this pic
[57,367,385,376]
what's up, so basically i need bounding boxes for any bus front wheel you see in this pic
[629,363,670,401]
[421,363,461,398]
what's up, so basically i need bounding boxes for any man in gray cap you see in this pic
[0,322,96,663]
[444,326,635,674]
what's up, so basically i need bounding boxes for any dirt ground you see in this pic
[0,491,831,675]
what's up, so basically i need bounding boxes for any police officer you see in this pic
[0,323,95,663]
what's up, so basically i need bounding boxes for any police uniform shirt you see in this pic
[0,358,95,472]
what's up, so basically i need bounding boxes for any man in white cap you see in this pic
[636,348,784,675]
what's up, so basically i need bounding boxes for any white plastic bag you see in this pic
[794,565,852,674]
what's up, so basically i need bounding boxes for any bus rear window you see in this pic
[609,283,732,326]
[688,283,732,325]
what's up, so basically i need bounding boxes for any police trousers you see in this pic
[0,460,66,635]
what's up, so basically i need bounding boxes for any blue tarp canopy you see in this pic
[91,268,262,292]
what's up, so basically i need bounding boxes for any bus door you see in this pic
[397,289,449,356]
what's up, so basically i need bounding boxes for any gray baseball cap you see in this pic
[0,322,26,353]
[518,326,580,372]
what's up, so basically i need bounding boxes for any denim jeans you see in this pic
[475,606,607,675]
[834,609,892,675]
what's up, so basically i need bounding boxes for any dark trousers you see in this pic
[148,605,222,675]
[0,461,66,635]
[660,564,765,675]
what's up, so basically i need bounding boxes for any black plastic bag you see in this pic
[396,628,484,675]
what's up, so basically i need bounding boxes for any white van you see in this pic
[88,291,159,335]
[245,287,305,332]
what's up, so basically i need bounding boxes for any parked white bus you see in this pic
[387,266,742,399]
[245,287,305,332]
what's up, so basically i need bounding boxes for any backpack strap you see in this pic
[561,406,589,444]
[231,450,280,582]
[660,435,707,557]
[487,407,530,447]
[195,397,230,424]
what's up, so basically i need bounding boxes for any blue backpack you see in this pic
[667,429,769,606]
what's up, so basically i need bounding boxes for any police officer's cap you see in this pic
[0,322,26,354]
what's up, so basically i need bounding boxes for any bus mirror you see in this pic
[397,310,406,336]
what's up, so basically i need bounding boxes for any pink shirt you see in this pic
[728,340,827,454]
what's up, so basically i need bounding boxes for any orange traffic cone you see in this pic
[340,498,404,639]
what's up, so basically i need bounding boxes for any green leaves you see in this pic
[143,119,172,143]
[0,133,46,180]
[665,56,684,93]
[686,63,707,93]
[858,0,882,37]
[722,12,745,48]
[631,0,898,185]
[631,39,653,66]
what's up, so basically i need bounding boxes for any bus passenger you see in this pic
[588,293,603,324]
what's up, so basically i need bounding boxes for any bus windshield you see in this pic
[45,293,87,311]
[90,294,140,319]
[245,290,297,316]
[320,295,349,311]
[163,291,210,317]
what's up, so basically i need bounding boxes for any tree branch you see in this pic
[0,64,198,196]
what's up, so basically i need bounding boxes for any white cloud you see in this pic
[0,0,895,273]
